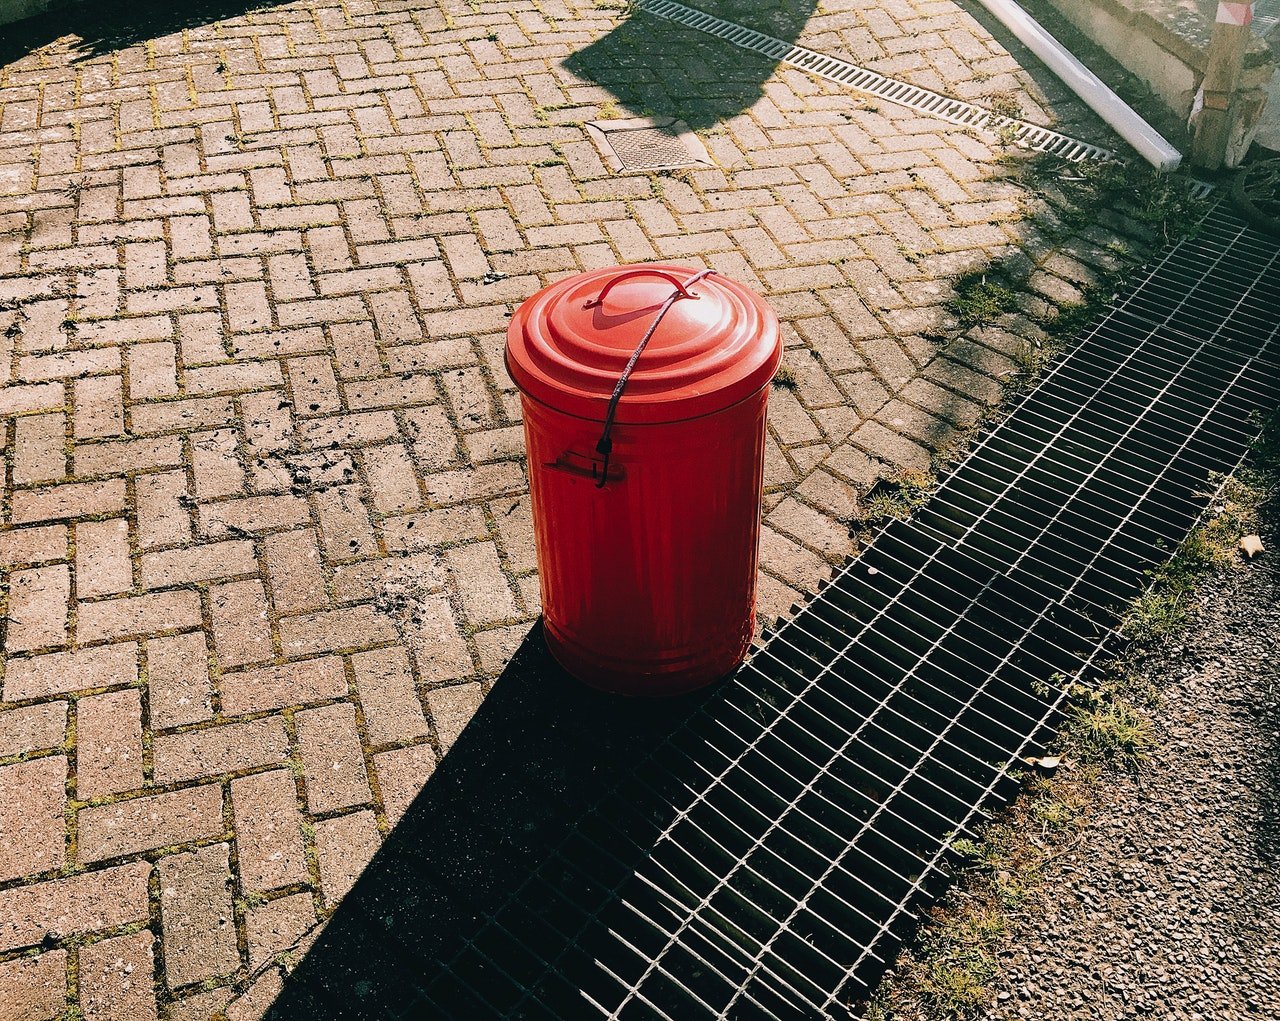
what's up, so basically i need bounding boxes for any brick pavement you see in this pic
[0,0,1148,1017]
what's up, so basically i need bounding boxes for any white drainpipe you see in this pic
[973,0,1184,171]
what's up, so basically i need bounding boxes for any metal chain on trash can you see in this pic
[590,268,718,489]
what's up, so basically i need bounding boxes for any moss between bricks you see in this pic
[860,416,1278,1020]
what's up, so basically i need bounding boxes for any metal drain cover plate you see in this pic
[586,116,713,173]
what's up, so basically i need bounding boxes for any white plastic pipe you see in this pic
[973,0,1183,171]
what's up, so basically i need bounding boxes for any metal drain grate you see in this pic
[1255,0,1280,35]
[633,0,1116,162]
[587,117,715,173]
[604,127,700,171]
[394,202,1278,1020]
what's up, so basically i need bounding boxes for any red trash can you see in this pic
[506,264,781,696]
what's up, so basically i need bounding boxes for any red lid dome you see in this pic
[506,264,781,424]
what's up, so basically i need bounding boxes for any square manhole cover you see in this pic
[585,116,714,174]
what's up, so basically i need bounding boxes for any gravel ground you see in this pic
[982,514,1280,1021]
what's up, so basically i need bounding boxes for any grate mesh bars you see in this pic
[400,203,1279,1021]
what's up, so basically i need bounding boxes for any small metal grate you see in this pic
[605,127,701,171]
[633,0,1117,162]
[587,117,714,174]
[1255,0,1280,35]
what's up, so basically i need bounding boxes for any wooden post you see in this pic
[1190,1,1255,169]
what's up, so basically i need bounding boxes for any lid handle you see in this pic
[583,269,701,309]
[592,268,718,490]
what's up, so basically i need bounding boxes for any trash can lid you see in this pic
[506,263,781,424]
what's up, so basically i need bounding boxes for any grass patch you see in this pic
[949,270,1022,327]
[862,471,933,523]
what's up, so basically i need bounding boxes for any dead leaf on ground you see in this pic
[1240,534,1265,558]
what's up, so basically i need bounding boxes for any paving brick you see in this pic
[156,844,239,988]
[443,542,519,627]
[401,592,474,683]
[314,485,378,561]
[0,757,66,882]
[0,951,66,1021]
[0,525,68,569]
[851,418,932,472]
[0,382,64,417]
[10,480,127,524]
[286,355,341,416]
[127,342,179,399]
[162,986,231,1021]
[352,647,428,747]
[262,529,327,613]
[76,689,145,799]
[75,519,132,598]
[362,444,421,513]
[245,893,316,969]
[296,701,372,814]
[425,682,482,754]
[795,469,861,522]
[74,436,185,477]
[314,810,380,907]
[134,472,192,550]
[200,494,312,537]
[230,771,309,892]
[152,717,290,785]
[78,930,159,1021]
[766,497,856,559]
[759,525,832,593]
[12,412,66,484]
[78,785,223,864]
[0,862,151,953]
[146,632,213,730]
[73,375,125,439]
[220,657,347,716]
[189,428,244,500]
[209,580,273,669]
[372,742,436,825]
[78,591,202,643]
[329,552,443,604]
[139,540,258,589]
[277,606,398,657]
[3,644,138,701]
[5,564,70,653]
[0,702,67,758]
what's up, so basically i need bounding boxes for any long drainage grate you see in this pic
[381,203,1279,1020]
[633,0,1116,162]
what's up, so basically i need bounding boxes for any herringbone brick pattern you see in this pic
[0,0,1142,1017]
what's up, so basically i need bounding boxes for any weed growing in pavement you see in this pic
[861,470,933,523]
[949,269,1022,326]
[1016,154,1211,244]
[986,90,1024,121]
[771,365,797,389]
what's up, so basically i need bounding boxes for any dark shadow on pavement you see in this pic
[0,0,293,69]
[263,622,715,1021]
[564,1,818,131]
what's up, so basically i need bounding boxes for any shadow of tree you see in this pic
[563,1,818,131]
[264,624,716,1021]
[0,0,293,69]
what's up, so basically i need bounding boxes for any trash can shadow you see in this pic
[263,621,714,1021]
